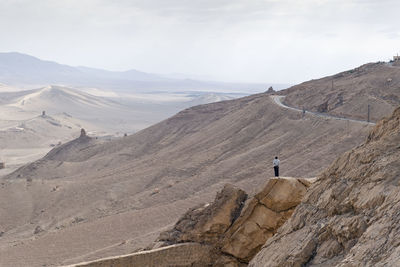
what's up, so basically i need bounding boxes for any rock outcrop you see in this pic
[159,184,248,245]
[266,86,275,94]
[80,128,86,138]
[249,107,400,266]
[159,178,313,266]
[220,178,313,264]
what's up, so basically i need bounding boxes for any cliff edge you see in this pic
[250,107,400,266]
[158,178,313,266]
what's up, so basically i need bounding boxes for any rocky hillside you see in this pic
[249,106,400,266]
[157,178,313,266]
[2,61,398,266]
[67,178,312,267]
[282,62,400,122]
[0,92,371,267]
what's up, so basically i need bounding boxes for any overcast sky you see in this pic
[1,0,399,84]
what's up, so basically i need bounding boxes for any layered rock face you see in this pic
[250,107,400,266]
[159,184,248,245]
[220,178,313,264]
[159,178,313,266]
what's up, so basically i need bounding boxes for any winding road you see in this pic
[270,95,376,126]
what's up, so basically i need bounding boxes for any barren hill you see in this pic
[4,85,151,133]
[9,86,122,112]
[0,86,131,175]
[282,62,400,122]
[249,106,400,266]
[0,108,91,175]
[0,62,397,266]
[0,94,372,266]
[0,85,245,175]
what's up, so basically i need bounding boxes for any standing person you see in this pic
[273,156,280,177]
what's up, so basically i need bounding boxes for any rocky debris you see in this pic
[317,100,329,113]
[249,107,400,266]
[34,226,44,235]
[150,187,160,196]
[158,178,313,265]
[72,217,85,224]
[51,185,60,192]
[159,184,248,245]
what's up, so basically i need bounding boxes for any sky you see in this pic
[0,0,400,84]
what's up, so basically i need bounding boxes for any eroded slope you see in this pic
[0,92,372,266]
[282,62,400,122]
[250,107,400,266]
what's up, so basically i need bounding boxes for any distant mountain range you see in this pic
[0,52,288,93]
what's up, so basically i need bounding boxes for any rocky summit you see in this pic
[249,107,400,266]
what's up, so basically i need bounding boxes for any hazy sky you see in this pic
[1,0,400,84]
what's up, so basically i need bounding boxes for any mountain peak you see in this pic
[0,51,45,62]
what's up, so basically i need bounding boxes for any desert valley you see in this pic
[0,52,400,266]
[1,2,400,265]
[0,53,279,176]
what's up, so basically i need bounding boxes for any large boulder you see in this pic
[220,178,313,263]
[158,178,313,266]
[158,184,247,244]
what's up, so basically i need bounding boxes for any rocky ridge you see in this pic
[282,62,400,122]
[158,177,313,266]
[249,107,400,266]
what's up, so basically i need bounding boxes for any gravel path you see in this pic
[271,95,376,125]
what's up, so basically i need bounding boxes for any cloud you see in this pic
[0,0,399,84]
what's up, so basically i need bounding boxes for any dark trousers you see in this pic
[274,166,279,177]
